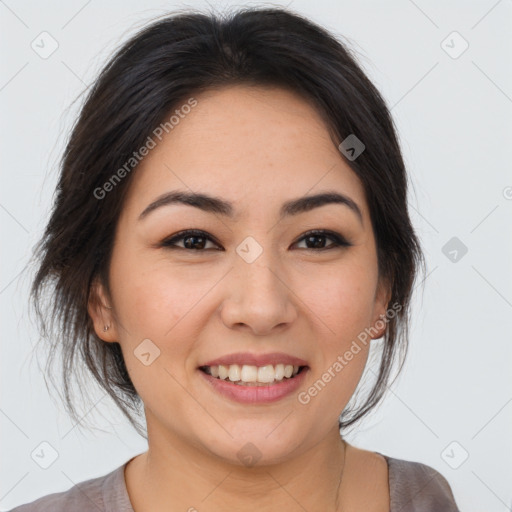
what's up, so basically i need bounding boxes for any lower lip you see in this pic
[198,367,309,404]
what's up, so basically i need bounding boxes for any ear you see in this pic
[88,277,118,343]
[370,275,393,340]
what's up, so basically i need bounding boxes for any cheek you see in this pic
[298,261,376,410]
[305,261,378,342]
[299,273,374,422]
[108,249,217,391]
[108,251,204,411]
[110,246,201,335]
[110,239,379,357]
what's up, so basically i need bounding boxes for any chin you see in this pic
[195,418,309,466]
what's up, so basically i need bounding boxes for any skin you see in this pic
[89,85,391,511]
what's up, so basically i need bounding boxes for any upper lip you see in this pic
[200,352,309,368]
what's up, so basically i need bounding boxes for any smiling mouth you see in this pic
[199,364,308,386]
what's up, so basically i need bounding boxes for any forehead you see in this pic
[122,85,369,223]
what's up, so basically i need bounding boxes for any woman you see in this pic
[12,6,460,511]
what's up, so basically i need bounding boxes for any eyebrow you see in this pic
[138,189,363,225]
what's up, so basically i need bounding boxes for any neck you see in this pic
[126,421,347,512]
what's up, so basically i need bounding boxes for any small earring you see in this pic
[103,324,110,332]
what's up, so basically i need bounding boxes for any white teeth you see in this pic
[257,365,275,383]
[203,363,302,384]
[240,365,257,382]
[228,364,241,382]
[218,365,229,380]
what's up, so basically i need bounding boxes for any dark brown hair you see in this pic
[30,6,425,438]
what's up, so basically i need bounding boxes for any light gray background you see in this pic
[1,1,511,511]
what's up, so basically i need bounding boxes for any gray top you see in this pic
[9,454,460,511]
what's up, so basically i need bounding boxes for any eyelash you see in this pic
[160,229,352,252]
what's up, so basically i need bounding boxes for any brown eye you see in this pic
[161,229,351,252]
[161,230,220,251]
[294,230,352,251]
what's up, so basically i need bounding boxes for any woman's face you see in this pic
[90,85,390,465]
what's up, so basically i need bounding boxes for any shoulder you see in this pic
[8,462,133,512]
[381,453,461,512]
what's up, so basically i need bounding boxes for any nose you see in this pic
[219,246,297,336]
